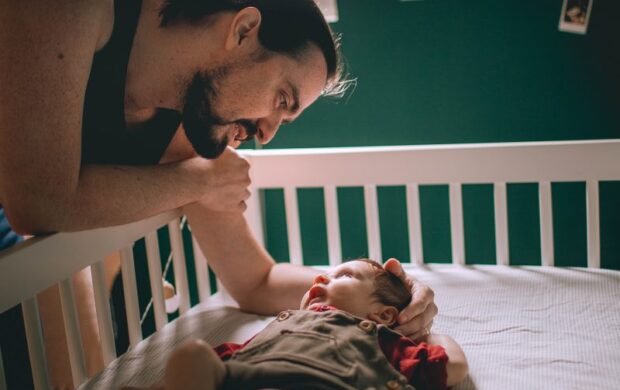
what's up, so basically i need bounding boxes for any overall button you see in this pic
[358,320,375,333]
[276,311,290,321]
[386,379,401,389]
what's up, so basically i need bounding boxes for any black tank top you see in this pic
[81,0,181,165]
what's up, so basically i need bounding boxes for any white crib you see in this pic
[1,140,619,390]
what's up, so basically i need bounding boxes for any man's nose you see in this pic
[313,274,330,285]
[256,117,281,145]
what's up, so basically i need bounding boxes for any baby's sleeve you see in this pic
[381,334,449,390]
[213,342,244,361]
[213,335,256,361]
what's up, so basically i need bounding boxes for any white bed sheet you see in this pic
[80,265,620,390]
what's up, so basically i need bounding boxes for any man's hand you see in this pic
[196,147,251,212]
[384,258,438,339]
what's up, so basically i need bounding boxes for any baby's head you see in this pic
[300,259,412,327]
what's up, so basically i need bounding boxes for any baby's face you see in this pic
[299,261,378,318]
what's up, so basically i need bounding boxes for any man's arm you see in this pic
[184,202,319,315]
[0,2,247,234]
[184,202,440,320]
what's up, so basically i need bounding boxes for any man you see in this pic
[0,0,437,387]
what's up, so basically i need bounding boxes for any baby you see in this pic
[139,259,468,390]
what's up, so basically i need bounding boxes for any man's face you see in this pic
[299,261,379,318]
[181,44,328,159]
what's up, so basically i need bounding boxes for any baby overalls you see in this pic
[222,309,416,390]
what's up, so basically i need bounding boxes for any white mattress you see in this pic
[80,265,620,390]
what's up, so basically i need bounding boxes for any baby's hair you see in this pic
[356,258,412,312]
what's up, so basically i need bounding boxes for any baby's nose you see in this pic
[313,274,330,285]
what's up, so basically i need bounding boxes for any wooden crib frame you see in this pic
[1,139,619,389]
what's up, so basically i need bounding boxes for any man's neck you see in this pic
[124,0,186,115]
[125,1,228,117]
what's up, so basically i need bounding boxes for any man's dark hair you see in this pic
[357,258,412,312]
[159,0,351,97]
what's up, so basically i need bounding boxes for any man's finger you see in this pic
[396,312,425,333]
[398,298,425,324]
[399,282,435,322]
[408,328,430,342]
[395,303,439,339]
[397,302,437,333]
[384,258,407,283]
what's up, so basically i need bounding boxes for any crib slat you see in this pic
[406,184,424,265]
[21,298,50,390]
[120,246,143,347]
[449,183,465,265]
[586,180,600,268]
[191,236,211,303]
[58,278,88,386]
[364,185,382,262]
[324,185,342,266]
[539,181,555,267]
[145,232,168,330]
[494,182,510,266]
[90,262,116,365]
[284,186,303,265]
[168,220,191,315]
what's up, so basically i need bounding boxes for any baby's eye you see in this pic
[336,272,353,278]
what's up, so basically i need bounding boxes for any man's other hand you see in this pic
[197,146,251,212]
[384,258,438,339]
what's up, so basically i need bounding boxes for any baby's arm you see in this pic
[417,334,468,387]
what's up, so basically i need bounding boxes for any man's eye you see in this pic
[279,93,288,109]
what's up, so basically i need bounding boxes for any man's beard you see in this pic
[181,69,256,159]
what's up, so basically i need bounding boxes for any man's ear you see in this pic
[224,7,261,51]
[368,306,399,326]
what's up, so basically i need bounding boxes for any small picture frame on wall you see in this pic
[558,0,593,34]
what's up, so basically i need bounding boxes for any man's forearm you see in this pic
[246,262,320,315]
[5,160,206,233]
[185,202,319,315]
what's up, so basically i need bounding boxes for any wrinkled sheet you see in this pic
[80,265,620,390]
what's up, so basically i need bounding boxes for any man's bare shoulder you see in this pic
[0,0,116,230]
[0,0,114,53]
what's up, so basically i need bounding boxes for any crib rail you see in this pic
[242,139,620,268]
[0,210,181,313]
[0,210,191,389]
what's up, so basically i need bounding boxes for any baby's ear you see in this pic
[368,306,399,326]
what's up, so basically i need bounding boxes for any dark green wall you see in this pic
[261,0,620,268]
[270,0,619,147]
